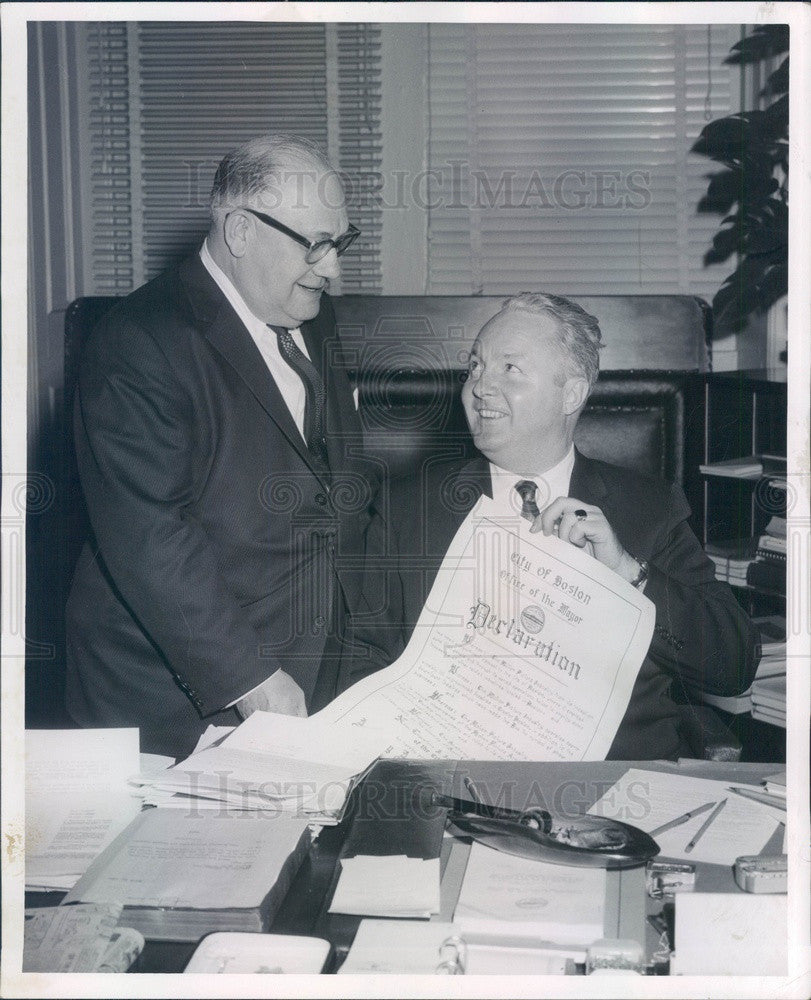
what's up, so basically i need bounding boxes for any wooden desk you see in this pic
[40,758,781,973]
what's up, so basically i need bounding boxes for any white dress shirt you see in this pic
[487,446,576,522]
[200,240,309,442]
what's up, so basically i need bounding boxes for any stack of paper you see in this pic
[751,673,787,727]
[25,728,142,891]
[128,727,232,807]
[753,615,787,675]
[454,843,606,949]
[329,856,440,918]
[750,616,788,726]
[135,712,385,824]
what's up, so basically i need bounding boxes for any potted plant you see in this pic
[692,25,789,337]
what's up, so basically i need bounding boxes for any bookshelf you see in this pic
[700,370,787,760]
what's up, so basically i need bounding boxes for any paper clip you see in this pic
[436,934,467,974]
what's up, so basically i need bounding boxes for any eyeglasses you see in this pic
[237,207,360,264]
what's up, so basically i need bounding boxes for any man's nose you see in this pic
[472,367,496,397]
[312,247,341,280]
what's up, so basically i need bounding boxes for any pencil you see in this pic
[648,799,717,837]
[684,798,727,853]
[727,786,787,811]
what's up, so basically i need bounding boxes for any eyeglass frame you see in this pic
[233,206,360,263]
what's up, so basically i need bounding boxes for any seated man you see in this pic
[366,292,758,759]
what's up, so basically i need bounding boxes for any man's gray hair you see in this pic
[209,132,333,220]
[500,291,603,389]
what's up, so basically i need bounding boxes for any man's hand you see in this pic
[235,670,307,720]
[531,496,640,583]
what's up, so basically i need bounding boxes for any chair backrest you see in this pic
[333,294,709,514]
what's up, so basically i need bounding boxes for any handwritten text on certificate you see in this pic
[319,500,655,761]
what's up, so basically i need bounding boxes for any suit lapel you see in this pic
[568,449,608,507]
[178,254,323,476]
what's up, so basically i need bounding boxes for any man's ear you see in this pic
[562,376,590,416]
[222,210,249,258]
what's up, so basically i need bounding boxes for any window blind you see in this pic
[426,23,737,297]
[333,23,382,292]
[83,22,134,294]
[134,22,330,281]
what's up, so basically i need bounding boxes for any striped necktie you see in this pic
[270,326,330,470]
[514,479,541,522]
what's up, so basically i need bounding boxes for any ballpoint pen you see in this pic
[684,798,727,853]
[648,800,717,837]
[727,785,787,811]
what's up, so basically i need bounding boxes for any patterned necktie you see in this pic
[270,326,330,469]
[514,479,541,522]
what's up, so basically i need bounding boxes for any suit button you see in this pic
[315,492,327,505]
[315,615,327,628]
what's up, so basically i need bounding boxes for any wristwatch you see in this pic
[629,558,649,589]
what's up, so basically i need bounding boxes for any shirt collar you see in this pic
[199,239,280,339]
[488,445,576,512]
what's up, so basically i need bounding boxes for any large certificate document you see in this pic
[319,499,655,761]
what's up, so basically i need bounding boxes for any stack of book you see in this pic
[750,615,787,728]
[746,513,787,595]
[706,538,758,586]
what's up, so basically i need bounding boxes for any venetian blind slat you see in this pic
[427,22,736,297]
[334,23,383,292]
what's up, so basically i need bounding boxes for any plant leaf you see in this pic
[697,169,741,214]
[705,223,741,264]
[725,25,790,65]
[762,57,789,98]
[757,261,789,310]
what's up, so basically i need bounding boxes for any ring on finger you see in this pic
[574,508,588,522]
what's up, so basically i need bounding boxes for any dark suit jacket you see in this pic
[66,253,376,756]
[361,451,758,760]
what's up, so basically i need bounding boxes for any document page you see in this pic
[329,856,440,918]
[63,808,309,910]
[454,842,607,948]
[671,893,787,975]
[26,728,141,890]
[319,500,655,760]
[588,768,781,864]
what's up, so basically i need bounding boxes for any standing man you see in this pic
[66,133,376,757]
[368,292,758,759]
